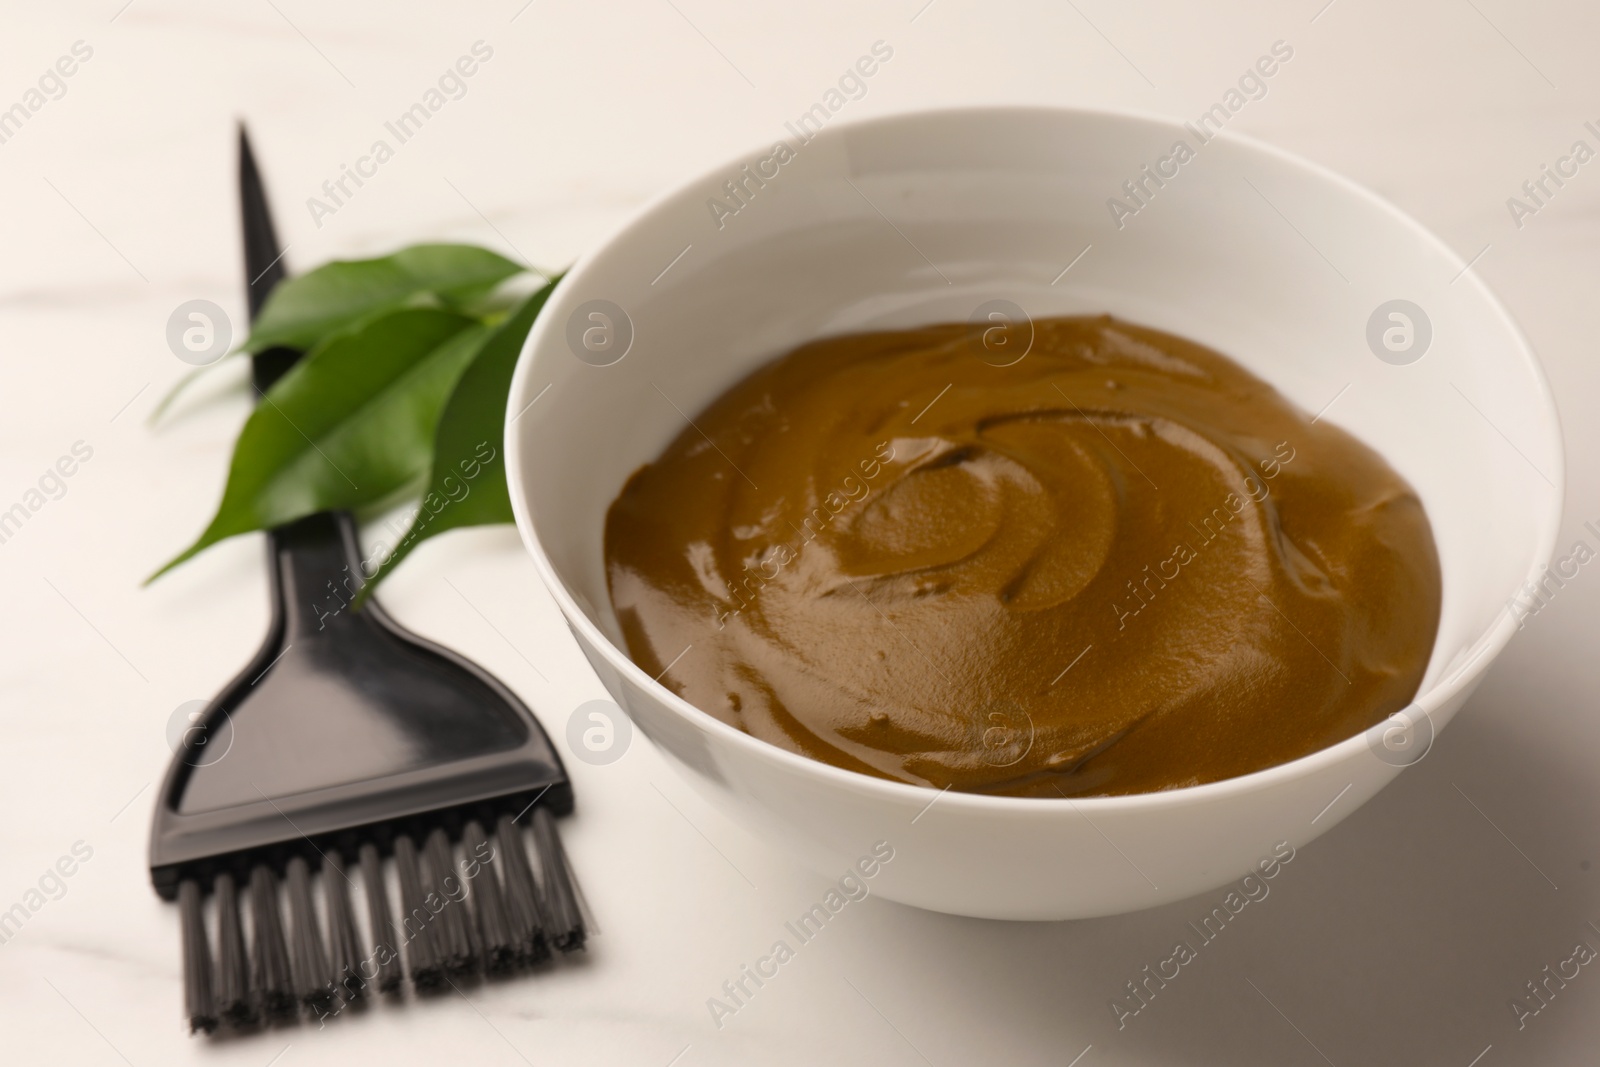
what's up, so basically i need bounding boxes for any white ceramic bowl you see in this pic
[506,106,1563,920]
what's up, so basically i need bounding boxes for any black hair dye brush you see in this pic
[149,127,588,1035]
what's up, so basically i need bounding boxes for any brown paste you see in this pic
[604,316,1442,797]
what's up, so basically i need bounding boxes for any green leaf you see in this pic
[242,244,522,353]
[150,308,488,580]
[149,244,525,424]
[356,274,563,603]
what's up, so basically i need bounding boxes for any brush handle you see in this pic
[268,511,368,642]
[242,127,368,647]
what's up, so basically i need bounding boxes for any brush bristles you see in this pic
[425,829,480,975]
[394,833,444,992]
[173,810,586,1034]
[497,813,550,965]
[323,852,364,999]
[285,856,336,1015]
[213,872,256,1027]
[532,808,588,953]
[178,879,217,1034]
[464,820,517,975]
[248,865,296,1018]
[359,842,403,994]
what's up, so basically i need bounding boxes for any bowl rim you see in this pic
[505,102,1566,815]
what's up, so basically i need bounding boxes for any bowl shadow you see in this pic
[841,667,1600,1066]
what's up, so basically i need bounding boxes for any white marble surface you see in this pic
[3,1,1600,1063]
